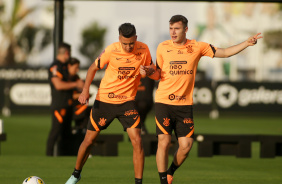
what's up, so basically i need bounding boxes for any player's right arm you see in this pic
[51,77,84,91]
[50,64,84,90]
[78,62,99,104]
[79,47,111,104]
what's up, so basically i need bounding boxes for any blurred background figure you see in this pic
[135,77,155,135]
[68,57,91,155]
[46,43,84,156]
[68,57,90,134]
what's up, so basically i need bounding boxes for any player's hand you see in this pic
[140,65,147,78]
[78,90,89,104]
[247,33,263,46]
[140,65,155,77]
[145,66,156,76]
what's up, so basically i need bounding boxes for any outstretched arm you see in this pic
[78,62,99,104]
[214,33,263,58]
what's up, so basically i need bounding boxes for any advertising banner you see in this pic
[215,82,282,112]
[193,81,213,111]
[0,67,102,112]
[1,67,282,113]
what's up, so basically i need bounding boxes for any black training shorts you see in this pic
[155,102,194,138]
[87,100,141,131]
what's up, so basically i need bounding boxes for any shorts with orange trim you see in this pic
[87,100,141,132]
[53,107,71,124]
[155,103,194,139]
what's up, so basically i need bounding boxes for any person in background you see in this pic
[68,57,91,155]
[135,77,155,134]
[68,57,90,134]
[46,43,84,156]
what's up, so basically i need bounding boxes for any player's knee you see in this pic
[180,147,190,155]
[82,137,95,147]
[158,140,170,151]
[131,135,142,147]
[179,143,192,155]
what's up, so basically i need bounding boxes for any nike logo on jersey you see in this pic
[167,50,173,52]
[116,57,123,60]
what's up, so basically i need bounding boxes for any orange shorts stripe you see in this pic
[54,110,63,123]
[155,117,168,135]
[130,116,140,128]
[186,127,194,138]
[90,109,100,131]
[75,104,88,115]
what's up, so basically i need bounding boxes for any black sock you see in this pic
[72,168,81,178]
[159,172,168,184]
[135,178,142,184]
[167,162,179,176]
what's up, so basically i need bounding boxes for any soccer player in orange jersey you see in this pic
[65,23,153,184]
[141,15,262,184]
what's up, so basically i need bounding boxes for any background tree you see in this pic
[0,0,52,66]
[79,21,107,65]
[263,4,282,51]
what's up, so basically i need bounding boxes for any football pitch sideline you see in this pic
[0,112,281,184]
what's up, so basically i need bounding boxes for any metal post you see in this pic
[53,0,64,60]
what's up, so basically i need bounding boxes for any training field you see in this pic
[0,111,282,184]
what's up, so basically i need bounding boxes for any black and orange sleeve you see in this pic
[199,42,217,58]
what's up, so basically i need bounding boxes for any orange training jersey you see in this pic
[155,39,217,106]
[94,41,152,104]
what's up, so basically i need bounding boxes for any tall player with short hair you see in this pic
[47,43,84,156]
[141,15,262,184]
[65,23,153,184]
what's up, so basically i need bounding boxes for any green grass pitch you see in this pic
[0,111,282,184]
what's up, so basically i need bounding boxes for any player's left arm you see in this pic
[140,64,160,80]
[148,66,161,80]
[140,45,161,80]
[214,33,263,58]
[141,44,163,80]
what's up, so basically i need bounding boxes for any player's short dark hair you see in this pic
[58,42,71,54]
[59,42,71,51]
[118,23,136,38]
[69,57,80,65]
[169,15,188,28]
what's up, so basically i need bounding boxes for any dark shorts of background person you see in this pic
[135,77,155,120]
[46,106,73,156]
[87,100,141,132]
[155,102,194,139]
[72,101,91,130]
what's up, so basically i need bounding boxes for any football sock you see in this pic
[159,172,168,184]
[135,178,142,184]
[167,162,179,176]
[72,168,81,178]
